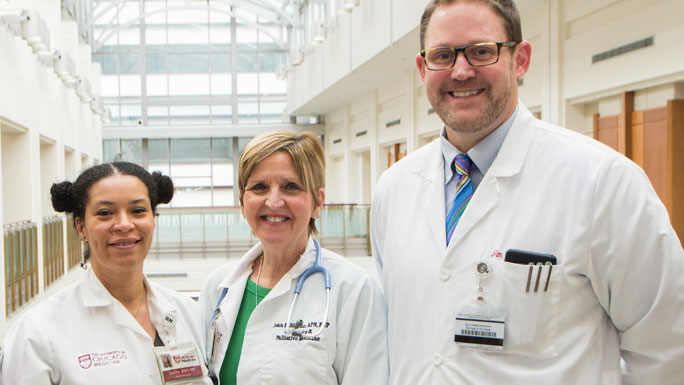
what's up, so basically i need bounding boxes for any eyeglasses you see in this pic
[420,42,518,71]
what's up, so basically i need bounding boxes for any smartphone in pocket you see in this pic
[504,249,557,265]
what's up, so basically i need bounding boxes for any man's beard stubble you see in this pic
[432,79,512,137]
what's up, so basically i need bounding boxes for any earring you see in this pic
[80,241,90,270]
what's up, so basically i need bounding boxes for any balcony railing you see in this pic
[151,204,370,259]
[43,216,65,288]
[66,216,81,269]
[4,221,39,316]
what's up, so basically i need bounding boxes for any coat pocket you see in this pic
[263,346,332,384]
[488,258,562,359]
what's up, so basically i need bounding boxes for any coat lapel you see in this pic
[446,102,536,251]
[415,141,448,251]
[215,244,262,348]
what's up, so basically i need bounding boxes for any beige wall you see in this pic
[0,1,102,334]
[290,0,684,203]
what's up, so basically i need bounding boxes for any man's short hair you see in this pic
[420,0,523,50]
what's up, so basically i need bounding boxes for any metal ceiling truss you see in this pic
[87,0,296,50]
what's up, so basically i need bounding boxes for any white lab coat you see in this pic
[199,238,388,385]
[1,268,212,385]
[371,103,684,385]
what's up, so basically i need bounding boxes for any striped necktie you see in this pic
[446,154,473,245]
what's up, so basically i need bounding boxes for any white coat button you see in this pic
[439,269,450,281]
[432,354,443,366]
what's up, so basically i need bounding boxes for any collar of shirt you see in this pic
[217,237,317,292]
[79,267,179,341]
[441,103,519,191]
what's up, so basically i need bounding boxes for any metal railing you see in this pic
[151,204,370,259]
[4,221,39,316]
[43,216,65,288]
[66,216,82,269]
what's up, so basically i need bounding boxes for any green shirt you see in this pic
[219,278,271,385]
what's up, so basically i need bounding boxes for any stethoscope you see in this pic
[209,239,332,358]
[285,239,331,337]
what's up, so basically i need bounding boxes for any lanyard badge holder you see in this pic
[454,260,507,352]
[206,288,229,364]
[154,313,209,385]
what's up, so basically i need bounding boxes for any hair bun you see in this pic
[152,171,174,205]
[50,181,75,213]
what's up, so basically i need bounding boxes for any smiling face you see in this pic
[416,1,530,152]
[75,175,155,274]
[241,151,324,254]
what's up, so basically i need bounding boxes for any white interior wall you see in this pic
[415,74,442,139]
[634,84,678,111]
[349,105,372,151]
[391,0,430,42]
[675,82,684,99]
[0,1,102,333]
[40,140,58,216]
[1,131,32,224]
[350,0,391,69]
[351,150,371,204]
[322,12,352,88]
[565,0,684,102]
[598,95,623,116]
[0,129,3,328]
[325,108,348,204]
[376,81,408,147]
[310,0,684,210]
[326,155,345,204]
[518,3,546,113]
[64,147,77,179]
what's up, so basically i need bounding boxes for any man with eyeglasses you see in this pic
[370,1,684,384]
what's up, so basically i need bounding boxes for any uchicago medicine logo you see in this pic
[78,355,92,369]
[78,351,127,369]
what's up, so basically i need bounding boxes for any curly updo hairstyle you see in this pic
[50,162,174,265]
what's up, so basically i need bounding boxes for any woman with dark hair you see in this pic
[1,162,212,385]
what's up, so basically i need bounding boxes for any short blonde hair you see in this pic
[238,131,325,234]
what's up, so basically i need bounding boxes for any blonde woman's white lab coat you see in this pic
[199,238,389,385]
[1,268,212,385]
[371,103,684,385]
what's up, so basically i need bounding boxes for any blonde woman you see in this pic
[200,131,388,385]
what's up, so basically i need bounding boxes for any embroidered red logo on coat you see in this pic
[78,355,92,369]
[77,351,127,369]
[173,355,181,364]
[490,250,503,259]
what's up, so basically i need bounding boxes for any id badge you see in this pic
[207,315,222,364]
[154,343,207,384]
[454,304,506,352]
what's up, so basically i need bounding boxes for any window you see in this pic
[92,4,288,126]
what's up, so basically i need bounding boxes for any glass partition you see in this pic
[150,204,370,259]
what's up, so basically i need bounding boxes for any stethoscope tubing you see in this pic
[211,239,332,345]
[284,239,331,337]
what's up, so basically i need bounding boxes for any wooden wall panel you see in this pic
[668,100,684,242]
[594,99,683,244]
[597,115,619,151]
[631,111,645,168]
[643,118,668,205]
[620,92,634,157]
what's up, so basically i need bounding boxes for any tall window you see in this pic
[92,1,287,126]
[103,137,252,207]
